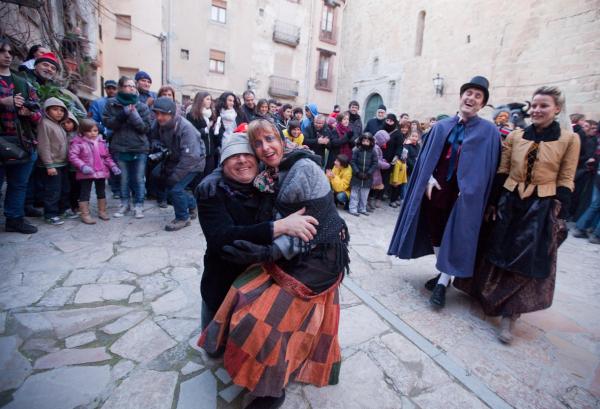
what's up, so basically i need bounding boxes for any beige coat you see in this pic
[499,127,580,198]
[37,97,69,168]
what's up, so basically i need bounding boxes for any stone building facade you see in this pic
[336,0,600,121]
[99,0,345,110]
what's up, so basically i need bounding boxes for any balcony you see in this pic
[273,21,301,47]
[319,29,336,44]
[268,75,299,99]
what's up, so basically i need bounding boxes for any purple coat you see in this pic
[68,135,117,180]
[387,115,501,277]
[372,130,391,187]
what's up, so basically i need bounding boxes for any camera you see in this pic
[149,146,170,161]
[22,99,41,112]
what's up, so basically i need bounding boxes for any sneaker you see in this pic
[358,210,370,216]
[112,193,121,200]
[158,201,168,208]
[589,235,600,244]
[113,204,130,218]
[571,228,588,238]
[348,211,360,217]
[62,209,80,219]
[133,205,144,219]
[45,216,64,226]
[189,207,198,220]
[165,218,191,231]
[389,201,398,208]
[5,218,38,234]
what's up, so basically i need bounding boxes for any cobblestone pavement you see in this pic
[0,198,599,409]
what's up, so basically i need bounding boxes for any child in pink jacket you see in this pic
[68,119,120,224]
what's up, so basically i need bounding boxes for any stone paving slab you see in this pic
[0,198,598,409]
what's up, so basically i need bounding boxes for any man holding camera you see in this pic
[150,97,205,231]
[0,38,42,234]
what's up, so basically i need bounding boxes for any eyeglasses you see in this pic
[0,48,14,56]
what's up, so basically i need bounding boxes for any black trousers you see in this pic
[79,178,106,202]
[68,170,80,210]
[42,167,70,218]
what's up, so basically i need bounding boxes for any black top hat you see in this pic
[460,76,490,105]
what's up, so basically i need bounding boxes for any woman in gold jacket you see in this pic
[455,86,580,344]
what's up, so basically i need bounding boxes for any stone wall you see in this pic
[337,0,600,121]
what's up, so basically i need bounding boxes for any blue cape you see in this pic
[387,115,501,277]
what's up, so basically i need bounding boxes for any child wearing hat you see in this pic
[37,97,70,225]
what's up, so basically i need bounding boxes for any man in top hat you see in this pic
[387,76,501,308]
[134,71,157,106]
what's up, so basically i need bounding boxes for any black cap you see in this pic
[104,80,117,88]
[377,104,387,111]
[152,97,177,115]
[460,76,490,105]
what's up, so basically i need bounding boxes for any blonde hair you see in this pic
[247,119,283,146]
[532,86,570,132]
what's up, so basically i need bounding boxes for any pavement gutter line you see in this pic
[342,277,513,409]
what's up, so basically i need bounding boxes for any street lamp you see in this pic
[433,73,444,96]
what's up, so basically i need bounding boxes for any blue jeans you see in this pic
[118,153,147,205]
[335,191,349,206]
[0,151,37,220]
[576,184,600,238]
[167,171,199,220]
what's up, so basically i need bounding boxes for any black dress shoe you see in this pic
[246,391,286,409]
[424,274,441,291]
[25,206,43,217]
[429,284,446,309]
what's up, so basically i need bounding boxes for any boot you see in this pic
[498,316,517,344]
[367,198,376,212]
[97,198,110,221]
[5,217,38,234]
[374,199,381,208]
[79,201,96,224]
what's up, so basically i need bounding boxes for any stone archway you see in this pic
[364,93,384,121]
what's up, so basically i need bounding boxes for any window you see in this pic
[181,49,190,60]
[98,23,102,41]
[319,4,336,43]
[415,10,426,56]
[115,14,132,40]
[209,49,225,74]
[211,0,226,23]
[118,66,139,79]
[315,50,333,90]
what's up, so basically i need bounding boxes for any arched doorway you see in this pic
[365,93,383,121]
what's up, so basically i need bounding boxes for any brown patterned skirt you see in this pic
[454,193,567,316]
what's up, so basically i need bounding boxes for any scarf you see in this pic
[202,108,213,127]
[220,108,237,137]
[446,121,465,182]
[336,122,351,138]
[523,121,560,143]
[116,92,138,106]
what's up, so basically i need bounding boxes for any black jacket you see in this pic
[348,113,363,144]
[197,181,273,312]
[303,124,335,167]
[383,129,405,163]
[186,112,223,159]
[241,104,256,123]
[102,98,152,153]
[364,117,384,135]
[351,146,378,188]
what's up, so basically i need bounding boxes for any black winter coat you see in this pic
[303,124,335,167]
[383,129,405,163]
[102,98,152,153]
[350,146,378,188]
[197,181,273,312]
[364,117,384,135]
[348,114,363,144]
